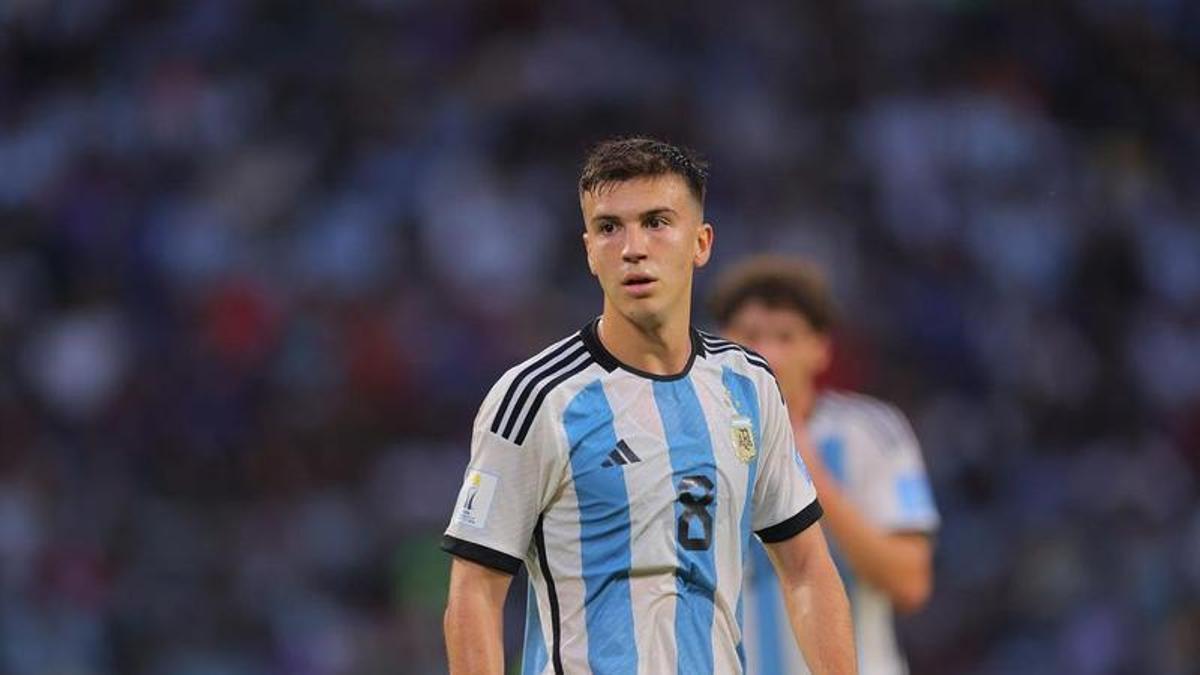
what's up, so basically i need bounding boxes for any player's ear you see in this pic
[583,230,598,276]
[693,222,714,268]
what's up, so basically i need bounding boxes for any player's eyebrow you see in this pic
[639,207,676,220]
[589,207,677,226]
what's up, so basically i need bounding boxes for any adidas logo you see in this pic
[601,440,641,468]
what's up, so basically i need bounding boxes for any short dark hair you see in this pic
[708,255,836,333]
[578,137,709,204]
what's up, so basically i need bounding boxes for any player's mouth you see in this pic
[621,273,658,297]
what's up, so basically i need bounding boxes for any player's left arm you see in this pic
[764,523,856,675]
[799,407,937,613]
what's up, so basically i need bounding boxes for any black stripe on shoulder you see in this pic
[498,342,588,440]
[441,535,522,575]
[743,352,774,375]
[698,332,734,348]
[702,340,775,376]
[756,500,824,544]
[500,345,590,441]
[491,335,583,435]
[512,356,596,446]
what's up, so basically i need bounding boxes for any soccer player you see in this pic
[442,138,856,675]
[710,256,940,675]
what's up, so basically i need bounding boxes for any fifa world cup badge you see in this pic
[731,417,756,463]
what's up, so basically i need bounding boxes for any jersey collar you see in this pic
[580,317,706,382]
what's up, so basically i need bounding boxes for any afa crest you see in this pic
[731,418,756,463]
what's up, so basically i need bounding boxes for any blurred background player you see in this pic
[442,139,856,674]
[711,256,939,675]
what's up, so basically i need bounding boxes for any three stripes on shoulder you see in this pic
[697,331,773,375]
[490,333,593,446]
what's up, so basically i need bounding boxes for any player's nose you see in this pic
[622,225,648,262]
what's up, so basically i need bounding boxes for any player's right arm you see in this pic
[441,362,569,673]
[444,557,511,674]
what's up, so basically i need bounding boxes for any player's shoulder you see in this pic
[694,329,784,400]
[479,328,600,446]
[695,329,774,377]
[815,389,916,452]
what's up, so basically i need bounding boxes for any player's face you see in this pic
[581,175,713,328]
[722,300,831,388]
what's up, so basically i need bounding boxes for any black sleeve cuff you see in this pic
[441,535,523,575]
[755,500,824,544]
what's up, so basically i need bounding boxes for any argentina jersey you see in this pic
[443,318,822,675]
[742,390,939,675]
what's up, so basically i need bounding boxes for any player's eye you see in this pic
[597,220,619,234]
[645,215,667,229]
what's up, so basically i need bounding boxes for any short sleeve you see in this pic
[441,377,567,574]
[861,405,939,533]
[751,378,822,543]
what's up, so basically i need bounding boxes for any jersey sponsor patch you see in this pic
[453,469,499,528]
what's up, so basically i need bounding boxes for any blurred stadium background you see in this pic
[2,1,1199,673]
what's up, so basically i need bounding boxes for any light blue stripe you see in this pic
[521,580,548,675]
[750,542,785,675]
[818,435,847,486]
[564,379,638,674]
[653,378,718,675]
[721,366,762,672]
[816,435,856,597]
[897,474,936,521]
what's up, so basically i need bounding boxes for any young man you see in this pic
[442,139,856,675]
[710,256,940,675]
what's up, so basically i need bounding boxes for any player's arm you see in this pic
[444,557,512,675]
[801,451,932,613]
[764,523,856,675]
[798,409,938,613]
[440,368,567,674]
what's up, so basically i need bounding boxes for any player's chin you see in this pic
[615,300,662,327]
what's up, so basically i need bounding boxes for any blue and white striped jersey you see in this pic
[742,390,939,675]
[443,318,822,675]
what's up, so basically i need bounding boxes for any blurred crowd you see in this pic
[1,1,1198,673]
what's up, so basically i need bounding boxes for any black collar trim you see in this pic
[580,317,706,382]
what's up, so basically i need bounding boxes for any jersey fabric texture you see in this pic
[442,318,822,675]
[742,390,940,675]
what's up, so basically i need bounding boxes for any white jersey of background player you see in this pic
[711,256,939,675]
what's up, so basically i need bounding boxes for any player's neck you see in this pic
[786,379,818,427]
[596,307,693,377]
